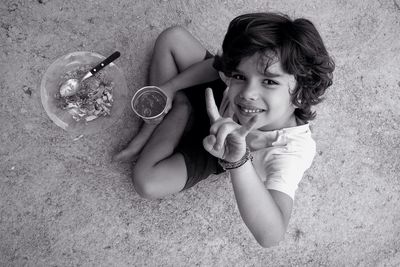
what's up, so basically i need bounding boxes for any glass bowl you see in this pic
[40,51,128,136]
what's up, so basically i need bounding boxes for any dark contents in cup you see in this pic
[133,91,166,118]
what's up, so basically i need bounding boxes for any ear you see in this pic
[290,96,300,109]
[218,71,231,86]
[289,80,300,108]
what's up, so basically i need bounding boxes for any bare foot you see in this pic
[112,142,143,162]
[112,123,158,162]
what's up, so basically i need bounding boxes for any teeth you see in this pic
[242,107,263,113]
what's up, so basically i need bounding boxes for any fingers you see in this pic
[208,115,257,154]
[203,135,222,158]
[237,114,259,137]
[203,135,216,152]
[209,117,235,146]
[165,97,173,113]
[213,123,231,151]
[205,87,221,123]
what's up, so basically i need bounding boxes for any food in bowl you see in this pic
[55,65,114,122]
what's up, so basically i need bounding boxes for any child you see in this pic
[114,12,335,247]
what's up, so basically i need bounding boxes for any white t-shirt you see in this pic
[219,88,316,200]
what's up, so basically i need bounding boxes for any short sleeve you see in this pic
[248,123,316,200]
[263,150,314,200]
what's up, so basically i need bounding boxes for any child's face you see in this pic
[227,52,297,131]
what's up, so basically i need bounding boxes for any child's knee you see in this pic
[132,168,161,199]
[156,26,189,49]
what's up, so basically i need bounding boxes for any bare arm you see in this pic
[161,57,219,93]
[229,161,293,247]
[202,88,293,248]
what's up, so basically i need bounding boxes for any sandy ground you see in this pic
[1,0,400,266]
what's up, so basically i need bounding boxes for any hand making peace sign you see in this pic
[203,88,258,163]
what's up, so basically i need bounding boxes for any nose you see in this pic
[240,80,258,100]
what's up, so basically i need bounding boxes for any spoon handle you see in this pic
[90,51,121,75]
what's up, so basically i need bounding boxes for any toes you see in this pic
[112,150,137,162]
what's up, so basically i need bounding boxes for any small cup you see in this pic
[131,86,168,124]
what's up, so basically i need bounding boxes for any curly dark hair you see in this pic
[213,12,335,122]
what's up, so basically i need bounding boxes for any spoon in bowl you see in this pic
[59,51,121,97]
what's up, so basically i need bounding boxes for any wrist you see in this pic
[159,81,173,94]
[158,83,174,105]
[218,146,253,170]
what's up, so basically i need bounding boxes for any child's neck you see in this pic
[259,114,298,132]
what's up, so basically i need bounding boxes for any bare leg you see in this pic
[112,123,158,162]
[132,92,192,198]
[113,26,207,162]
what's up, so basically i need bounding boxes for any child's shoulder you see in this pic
[248,123,316,159]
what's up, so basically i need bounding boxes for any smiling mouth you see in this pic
[237,104,266,115]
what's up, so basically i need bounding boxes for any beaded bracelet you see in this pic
[218,146,253,170]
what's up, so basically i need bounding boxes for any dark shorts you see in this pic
[175,51,225,190]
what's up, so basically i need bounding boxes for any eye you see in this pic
[263,79,278,85]
[231,74,245,81]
